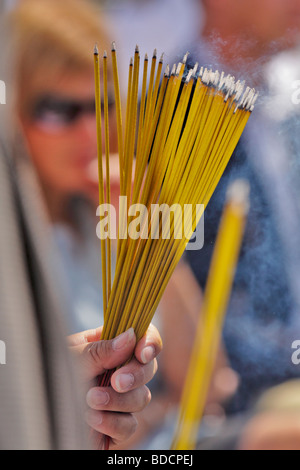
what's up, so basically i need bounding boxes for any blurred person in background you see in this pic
[238,379,300,450]
[11,0,119,334]
[0,0,162,450]
[179,0,300,419]
[196,379,300,450]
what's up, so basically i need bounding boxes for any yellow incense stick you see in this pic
[171,179,250,451]
[103,50,112,300]
[93,45,107,316]
[111,42,124,195]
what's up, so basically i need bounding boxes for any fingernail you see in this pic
[115,373,134,392]
[88,389,110,407]
[112,328,135,351]
[141,345,155,364]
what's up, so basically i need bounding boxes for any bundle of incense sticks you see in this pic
[171,179,250,451]
[93,43,257,449]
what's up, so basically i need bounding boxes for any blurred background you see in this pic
[2,0,300,451]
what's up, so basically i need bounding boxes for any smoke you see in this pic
[230,104,300,411]
[183,32,300,413]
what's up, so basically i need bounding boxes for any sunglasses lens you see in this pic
[31,96,95,129]
[30,94,114,131]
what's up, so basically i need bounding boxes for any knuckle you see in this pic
[88,340,111,366]
[85,409,103,433]
[87,342,103,364]
[135,363,146,385]
[101,340,112,360]
[114,413,138,441]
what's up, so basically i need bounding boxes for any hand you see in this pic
[68,324,162,449]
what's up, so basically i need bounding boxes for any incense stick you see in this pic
[103,50,112,300]
[93,45,107,317]
[171,179,250,450]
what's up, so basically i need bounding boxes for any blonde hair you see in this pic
[10,0,113,115]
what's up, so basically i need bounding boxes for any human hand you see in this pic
[68,324,162,448]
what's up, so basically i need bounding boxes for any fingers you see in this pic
[71,328,137,382]
[86,382,152,447]
[78,324,162,448]
[67,327,103,347]
[134,323,163,365]
[111,357,158,393]
[85,409,138,447]
[69,324,162,383]
[86,385,151,413]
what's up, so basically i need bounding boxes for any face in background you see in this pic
[20,70,118,200]
[241,0,300,49]
[203,0,300,52]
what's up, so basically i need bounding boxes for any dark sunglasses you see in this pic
[30,94,115,130]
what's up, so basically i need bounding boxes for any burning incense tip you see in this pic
[182,51,190,64]
[153,48,157,58]
[135,44,139,53]
[185,69,194,83]
[130,57,133,66]
[192,62,199,78]
[176,62,182,76]
[111,41,116,51]
[94,43,99,55]
[103,50,107,58]
[226,179,250,214]
[159,52,164,63]
[145,53,148,61]
[164,64,170,76]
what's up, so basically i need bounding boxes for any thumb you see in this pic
[73,328,136,382]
